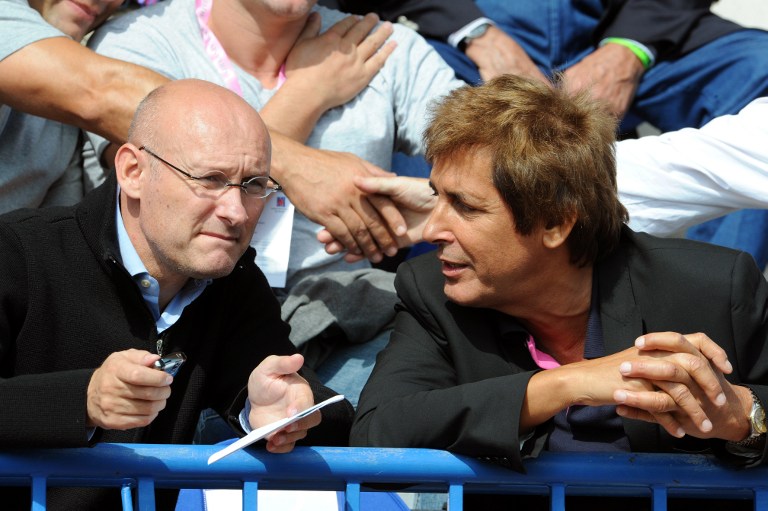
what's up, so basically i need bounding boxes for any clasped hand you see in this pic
[611,332,751,442]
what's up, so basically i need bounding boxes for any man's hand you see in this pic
[613,332,752,442]
[317,176,435,262]
[287,12,396,112]
[86,349,173,430]
[247,354,320,454]
[274,143,406,263]
[463,25,548,84]
[263,12,396,142]
[563,43,644,119]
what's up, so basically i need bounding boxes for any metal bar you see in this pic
[651,484,667,511]
[345,482,361,511]
[31,475,46,511]
[448,483,463,511]
[243,480,258,511]
[550,483,565,511]
[0,446,762,505]
[121,483,134,511]
[137,477,155,511]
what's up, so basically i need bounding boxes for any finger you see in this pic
[363,39,396,75]
[621,355,726,408]
[615,405,685,438]
[682,332,732,374]
[295,11,322,43]
[324,13,361,37]
[655,380,714,434]
[367,193,408,243]
[614,388,677,413]
[324,240,346,255]
[115,381,173,402]
[353,175,403,195]
[260,353,305,377]
[636,332,732,374]
[343,12,381,44]
[118,358,173,387]
[338,202,385,263]
[354,196,399,258]
[321,214,364,257]
[616,384,713,435]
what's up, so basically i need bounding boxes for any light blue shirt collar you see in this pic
[115,198,211,334]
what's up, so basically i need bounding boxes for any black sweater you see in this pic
[0,176,353,509]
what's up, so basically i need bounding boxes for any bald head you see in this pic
[129,79,270,159]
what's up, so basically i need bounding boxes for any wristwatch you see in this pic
[458,22,491,52]
[735,389,767,447]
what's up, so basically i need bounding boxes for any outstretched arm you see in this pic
[0,37,168,143]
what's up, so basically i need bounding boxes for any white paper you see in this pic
[207,395,345,465]
[251,192,294,288]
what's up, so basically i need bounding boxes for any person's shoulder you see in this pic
[620,228,757,284]
[0,206,77,250]
[625,228,743,259]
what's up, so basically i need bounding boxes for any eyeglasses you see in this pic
[139,146,282,199]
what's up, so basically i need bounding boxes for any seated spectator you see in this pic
[0,0,126,213]
[326,0,768,268]
[0,79,353,509]
[350,75,767,509]
[85,0,464,406]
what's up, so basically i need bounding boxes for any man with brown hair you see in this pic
[351,75,768,509]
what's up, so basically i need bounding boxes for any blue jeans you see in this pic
[315,329,391,409]
[428,0,768,266]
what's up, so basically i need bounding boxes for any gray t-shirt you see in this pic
[0,0,83,213]
[87,0,461,284]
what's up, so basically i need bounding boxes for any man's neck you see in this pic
[509,264,594,365]
[207,0,307,87]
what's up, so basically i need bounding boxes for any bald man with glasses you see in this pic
[0,79,353,510]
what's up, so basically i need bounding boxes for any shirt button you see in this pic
[141,279,151,288]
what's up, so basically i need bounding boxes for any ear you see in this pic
[114,143,145,199]
[542,214,577,249]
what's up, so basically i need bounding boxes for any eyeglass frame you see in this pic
[138,146,282,199]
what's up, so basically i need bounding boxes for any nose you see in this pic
[422,201,452,245]
[216,187,250,226]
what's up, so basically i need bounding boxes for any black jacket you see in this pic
[352,229,768,471]
[0,176,353,509]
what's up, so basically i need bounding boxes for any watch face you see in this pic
[756,406,767,434]
[468,23,490,40]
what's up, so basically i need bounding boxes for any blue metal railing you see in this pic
[0,444,766,511]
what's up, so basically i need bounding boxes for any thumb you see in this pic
[269,353,305,376]
[354,175,395,195]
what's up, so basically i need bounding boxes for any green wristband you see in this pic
[600,37,653,69]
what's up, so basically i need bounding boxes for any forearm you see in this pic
[260,86,328,143]
[617,100,768,235]
[0,38,168,143]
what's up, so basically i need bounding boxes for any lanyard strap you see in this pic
[194,0,287,95]
[195,0,243,95]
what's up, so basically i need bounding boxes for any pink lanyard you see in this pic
[194,0,286,96]
[525,335,561,370]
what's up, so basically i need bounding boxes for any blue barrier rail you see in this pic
[0,444,766,511]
